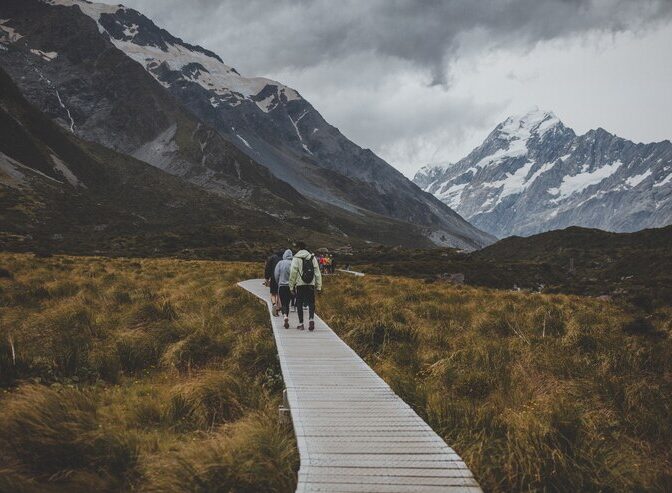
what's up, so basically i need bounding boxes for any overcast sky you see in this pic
[121,0,672,177]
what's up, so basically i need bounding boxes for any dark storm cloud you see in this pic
[122,0,672,84]
[120,0,672,176]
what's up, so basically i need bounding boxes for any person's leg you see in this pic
[271,279,280,315]
[296,287,305,327]
[279,286,290,328]
[279,286,290,316]
[307,286,316,330]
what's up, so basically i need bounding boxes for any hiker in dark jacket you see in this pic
[264,250,282,312]
[288,241,322,331]
[274,249,293,328]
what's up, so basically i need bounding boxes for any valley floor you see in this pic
[1,253,670,492]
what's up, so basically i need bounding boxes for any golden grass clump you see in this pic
[0,385,138,489]
[143,411,299,493]
[319,274,672,492]
[0,253,297,492]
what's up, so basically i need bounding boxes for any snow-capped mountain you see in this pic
[413,108,672,238]
[0,0,494,249]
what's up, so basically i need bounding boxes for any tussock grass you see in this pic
[0,253,297,492]
[143,411,298,493]
[319,274,672,492]
[3,251,669,492]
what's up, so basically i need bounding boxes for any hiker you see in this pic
[264,250,282,313]
[274,249,293,328]
[289,241,322,331]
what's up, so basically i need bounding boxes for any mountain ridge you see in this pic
[414,108,672,238]
[0,0,494,250]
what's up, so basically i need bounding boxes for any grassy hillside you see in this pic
[350,225,672,310]
[0,254,297,492]
[319,274,672,492]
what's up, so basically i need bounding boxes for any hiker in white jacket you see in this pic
[288,241,322,331]
[274,249,293,328]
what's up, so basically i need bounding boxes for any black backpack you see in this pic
[300,254,315,284]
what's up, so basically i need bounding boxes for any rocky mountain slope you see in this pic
[414,109,672,238]
[0,0,493,250]
[0,65,296,256]
[0,63,451,257]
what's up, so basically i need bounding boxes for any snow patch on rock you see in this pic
[0,152,27,189]
[0,19,24,43]
[436,182,467,209]
[30,48,58,61]
[654,172,672,188]
[51,153,85,187]
[549,160,622,201]
[42,1,302,111]
[625,169,652,187]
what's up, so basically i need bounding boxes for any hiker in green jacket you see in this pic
[288,241,322,331]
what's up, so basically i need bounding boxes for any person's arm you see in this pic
[264,258,272,280]
[314,255,322,291]
[274,262,281,285]
[288,258,298,291]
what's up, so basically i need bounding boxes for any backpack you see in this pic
[300,254,315,284]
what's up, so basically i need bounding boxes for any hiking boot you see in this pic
[308,320,315,331]
[284,317,289,329]
[297,324,305,330]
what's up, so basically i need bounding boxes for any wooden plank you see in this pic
[238,279,481,493]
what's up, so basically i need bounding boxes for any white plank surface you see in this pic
[238,279,481,493]
[336,269,366,277]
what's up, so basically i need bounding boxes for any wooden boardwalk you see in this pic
[238,279,481,493]
[336,268,365,277]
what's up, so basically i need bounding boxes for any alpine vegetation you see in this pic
[319,273,672,492]
[0,254,298,492]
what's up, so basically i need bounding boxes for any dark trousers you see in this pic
[296,285,315,323]
[278,285,292,316]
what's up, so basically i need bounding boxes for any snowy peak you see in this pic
[485,108,565,156]
[43,0,301,111]
[496,108,561,141]
[460,109,569,174]
[413,110,672,238]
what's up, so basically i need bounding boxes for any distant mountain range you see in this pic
[0,0,494,250]
[414,108,672,238]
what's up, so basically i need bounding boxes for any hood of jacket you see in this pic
[294,249,312,259]
[283,249,293,260]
